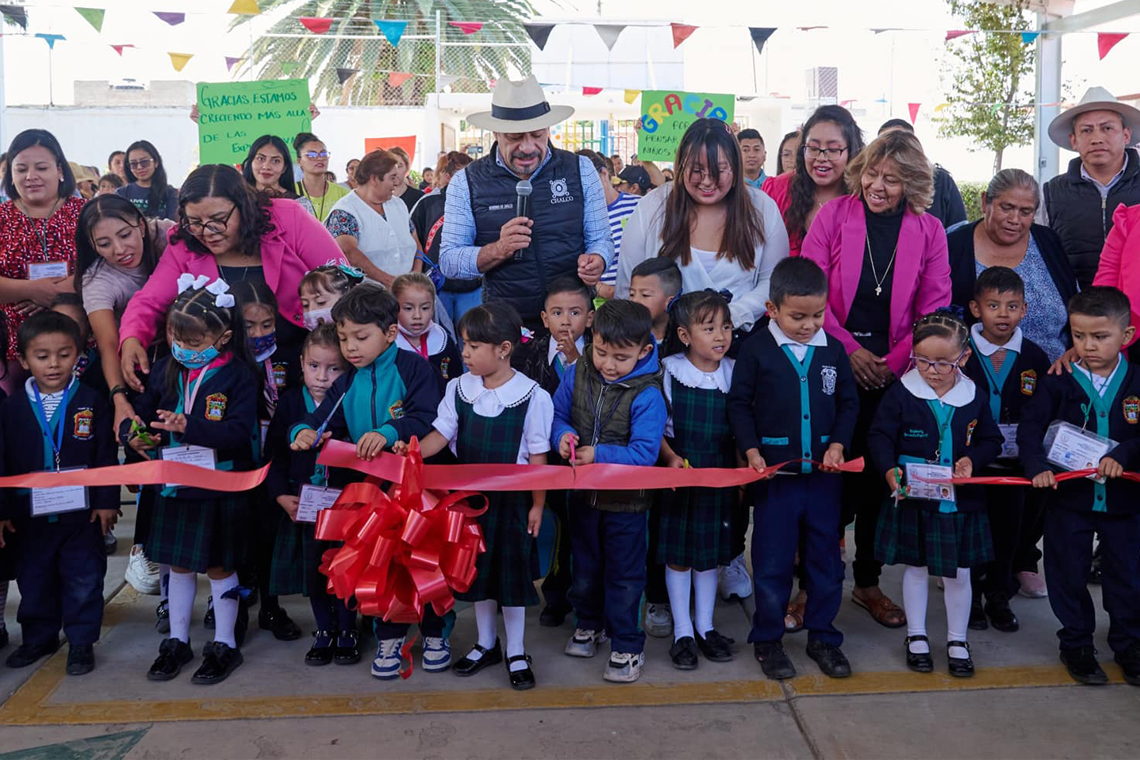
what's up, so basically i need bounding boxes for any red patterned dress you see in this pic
[0,197,84,359]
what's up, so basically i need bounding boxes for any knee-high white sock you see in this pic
[665,567,693,641]
[942,568,972,659]
[472,599,498,656]
[168,570,197,644]
[502,606,528,671]
[902,566,930,654]
[209,573,240,648]
[693,569,719,636]
[159,564,171,602]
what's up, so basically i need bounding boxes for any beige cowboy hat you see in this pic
[466,75,574,133]
[1048,86,1140,148]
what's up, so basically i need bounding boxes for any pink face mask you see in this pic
[303,308,332,330]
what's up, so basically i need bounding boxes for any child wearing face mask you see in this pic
[298,265,364,330]
[121,276,259,686]
[392,273,462,394]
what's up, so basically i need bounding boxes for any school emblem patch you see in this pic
[1020,370,1037,396]
[1125,396,1140,425]
[205,393,227,421]
[966,419,978,446]
[272,363,287,388]
[388,400,405,419]
[440,357,451,379]
[820,365,837,396]
[73,408,93,439]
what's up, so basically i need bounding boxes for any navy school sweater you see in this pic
[1017,357,1140,515]
[397,326,463,396]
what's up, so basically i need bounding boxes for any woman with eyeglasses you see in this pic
[116,140,179,221]
[292,133,348,222]
[763,107,865,256]
[118,164,346,393]
[800,130,951,630]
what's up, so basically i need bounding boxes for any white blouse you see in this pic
[661,353,735,437]
[432,371,554,464]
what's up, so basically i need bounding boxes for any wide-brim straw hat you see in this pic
[1048,86,1140,148]
[467,74,574,133]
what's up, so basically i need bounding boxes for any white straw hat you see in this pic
[1048,86,1140,148]
[466,75,574,132]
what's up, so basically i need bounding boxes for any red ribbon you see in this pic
[917,469,1140,486]
[0,461,269,491]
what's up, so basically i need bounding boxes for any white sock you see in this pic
[902,566,930,654]
[942,568,972,659]
[168,570,197,644]
[159,564,171,601]
[693,568,719,637]
[665,567,693,641]
[502,606,528,672]
[469,599,498,659]
[209,573,240,649]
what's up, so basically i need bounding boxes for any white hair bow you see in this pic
[205,278,235,308]
[177,273,210,293]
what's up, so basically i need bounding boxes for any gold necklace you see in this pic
[865,238,898,297]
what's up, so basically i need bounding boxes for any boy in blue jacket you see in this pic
[551,299,667,684]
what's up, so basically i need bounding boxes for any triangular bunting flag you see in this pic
[448,21,482,35]
[110,44,134,56]
[0,5,28,29]
[336,67,358,85]
[595,24,625,51]
[35,33,65,50]
[871,28,899,34]
[908,102,921,124]
[523,23,554,50]
[75,7,104,32]
[374,19,407,46]
[748,27,776,55]
[437,74,459,88]
[840,99,855,108]
[281,61,299,75]
[1021,31,1040,45]
[945,30,973,41]
[624,89,640,104]
[154,12,185,26]
[225,56,243,71]
[228,0,260,15]
[582,86,603,96]
[169,52,193,71]
[798,26,826,31]
[300,17,332,34]
[1098,32,1128,60]
[670,23,697,48]
[389,71,413,87]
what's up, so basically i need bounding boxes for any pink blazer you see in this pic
[1092,203,1140,348]
[761,173,797,254]
[800,195,951,377]
[119,199,347,349]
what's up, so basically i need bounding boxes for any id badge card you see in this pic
[904,462,955,503]
[296,485,342,524]
[998,424,1019,459]
[27,261,68,281]
[1044,420,1115,481]
[160,445,217,489]
[260,420,270,451]
[31,467,89,517]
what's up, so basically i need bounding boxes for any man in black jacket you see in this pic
[1041,87,1140,289]
[878,119,967,230]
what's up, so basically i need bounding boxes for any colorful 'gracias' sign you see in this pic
[196,78,312,164]
[637,90,735,161]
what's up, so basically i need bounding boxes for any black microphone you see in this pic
[514,179,533,261]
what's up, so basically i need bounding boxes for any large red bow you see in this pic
[314,439,486,624]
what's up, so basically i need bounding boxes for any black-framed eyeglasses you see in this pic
[304,150,331,159]
[128,158,153,170]
[911,353,964,375]
[688,164,733,181]
[803,145,848,160]
[184,205,237,235]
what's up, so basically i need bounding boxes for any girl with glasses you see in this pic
[116,140,178,221]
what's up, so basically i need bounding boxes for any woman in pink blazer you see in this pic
[119,165,346,390]
[801,130,951,629]
[1092,203,1140,356]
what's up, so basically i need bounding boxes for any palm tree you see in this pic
[236,0,534,106]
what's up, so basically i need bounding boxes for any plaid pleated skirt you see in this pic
[874,500,994,578]
[655,486,736,571]
[145,493,250,573]
[455,490,540,607]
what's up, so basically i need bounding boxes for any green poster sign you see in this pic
[636,90,735,162]
[196,79,312,165]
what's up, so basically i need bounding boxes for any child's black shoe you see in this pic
[1114,643,1140,686]
[66,644,95,676]
[669,636,699,670]
[696,630,734,662]
[904,635,933,673]
[453,639,502,676]
[191,641,243,685]
[305,631,335,666]
[806,640,851,678]
[5,638,59,668]
[753,641,795,680]
[984,595,1019,633]
[147,638,193,681]
[947,641,974,678]
[334,631,361,665]
[505,653,536,690]
[968,599,988,630]
[259,606,302,641]
[155,599,170,634]
[1060,645,1108,685]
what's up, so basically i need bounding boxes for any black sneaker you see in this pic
[5,638,60,668]
[258,606,302,641]
[204,595,215,630]
[753,641,795,680]
[305,631,335,666]
[147,638,193,681]
[984,594,1019,633]
[66,644,95,676]
[1060,645,1108,685]
[1113,642,1140,686]
[695,630,734,662]
[968,598,989,631]
[806,640,852,678]
[155,599,170,634]
[669,636,700,670]
[539,605,570,628]
[191,641,244,685]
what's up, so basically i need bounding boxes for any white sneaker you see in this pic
[422,636,451,672]
[718,553,753,600]
[565,628,607,658]
[643,603,672,638]
[603,651,644,683]
[124,544,161,595]
[371,637,405,680]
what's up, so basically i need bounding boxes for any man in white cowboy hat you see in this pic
[439,75,613,330]
[1040,86,1140,289]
